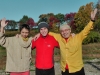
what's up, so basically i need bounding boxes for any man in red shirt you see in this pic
[32,22,59,75]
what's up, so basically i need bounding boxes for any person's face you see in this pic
[20,28,29,38]
[40,27,48,36]
[60,28,71,38]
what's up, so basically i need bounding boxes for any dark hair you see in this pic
[19,24,30,32]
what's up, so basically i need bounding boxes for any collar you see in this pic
[62,35,72,43]
[22,37,29,41]
[65,38,68,42]
[18,35,32,48]
[40,34,49,39]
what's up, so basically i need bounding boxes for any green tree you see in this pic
[0,20,17,30]
[19,15,29,25]
[55,13,64,23]
[7,20,17,30]
[18,15,30,31]
[38,13,54,23]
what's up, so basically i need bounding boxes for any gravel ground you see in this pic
[0,59,100,75]
[30,62,100,75]
[54,62,100,75]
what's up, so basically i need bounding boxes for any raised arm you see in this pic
[0,18,8,33]
[91,8,97,21]
[0,18,8,47]
[80,8,97,40]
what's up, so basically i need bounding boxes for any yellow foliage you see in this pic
[74,2,93,32]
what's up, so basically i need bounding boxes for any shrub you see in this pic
[83,31,100,44]
[5,31,19,37]
[4,30,37,37]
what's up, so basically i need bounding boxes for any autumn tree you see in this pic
[55,13,64,23]
[38,13,76,32]
[38,13,60,31]
[38,14,48,23]
[27,18,35,29]
[74,2,93,32]
[49,16,59,27]
[93,0,100,32]
[49,16,60,32]
[74,2,100,44]
[65,12,76,31]
[19,15,35,29]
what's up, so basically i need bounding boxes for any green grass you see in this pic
[0,46,6,59]
[82,43,100,60]
[0,46,5,50]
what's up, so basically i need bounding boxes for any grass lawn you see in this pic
[0,46,6,70]
[82,43,100,60]
[0,46,6,59]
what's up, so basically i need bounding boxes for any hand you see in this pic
[1,18,8,28]
[91,8,97,20]
[15,34,20,38]
[71,33,75,37]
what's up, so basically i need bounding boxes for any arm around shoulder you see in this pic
[49,32,61,41]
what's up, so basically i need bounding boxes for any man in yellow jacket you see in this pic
[49,9,97,75]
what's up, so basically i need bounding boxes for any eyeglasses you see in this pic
[60,29,70,33]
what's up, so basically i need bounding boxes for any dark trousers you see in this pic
[62,67,85,75]
[62,69,69,75]
[35,67,55,75]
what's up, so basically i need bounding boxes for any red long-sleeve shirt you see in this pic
[32,34,59,69]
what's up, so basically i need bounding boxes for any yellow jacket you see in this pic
[49,21,93,73]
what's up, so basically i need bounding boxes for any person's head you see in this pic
[59,23,71,38]
[19,24,30,38]
[38,22,49,37]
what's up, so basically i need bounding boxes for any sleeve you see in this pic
[0,32,9,47]
[79,20,94,40]
[54,40,59,48]
[31,39,36,49]
[49,32,61,41]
